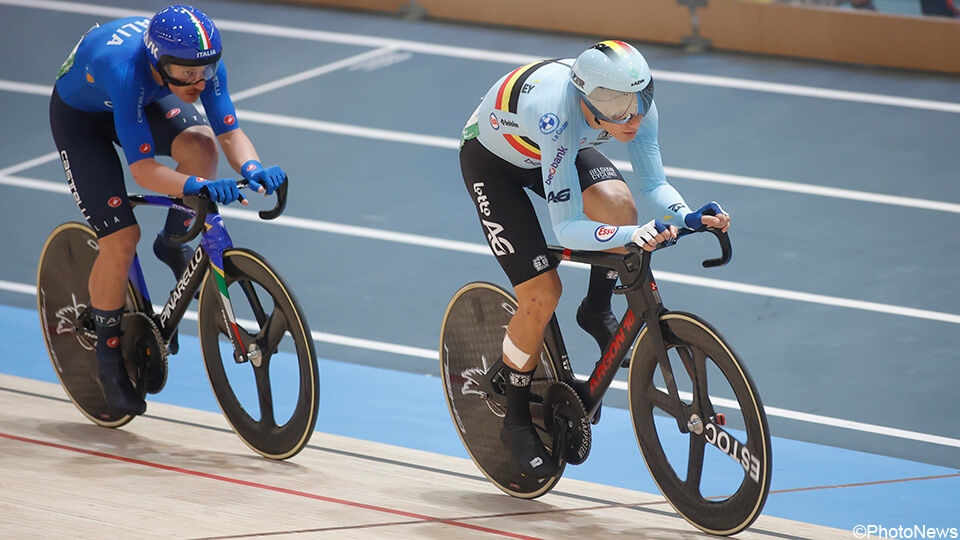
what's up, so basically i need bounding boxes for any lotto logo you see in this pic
[107,196,122,208]
[139,143,151,154]
[224,115,236,125]
[165,108,181,119]
[595,225,618,242]
[106,337,119,348]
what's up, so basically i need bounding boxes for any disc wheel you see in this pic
[197,248,319,460]
[439,282,565,498]
[628,312,772,536]
[36,222,146,427]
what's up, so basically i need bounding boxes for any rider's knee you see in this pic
[98,226,140,259]
[516,274,562,323]
[172,126,218,170]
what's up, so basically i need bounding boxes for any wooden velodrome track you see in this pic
[0,374,846,539]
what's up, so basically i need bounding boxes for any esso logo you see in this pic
[595,225,618,242]
[107,196,122,208]
[106,337,120,348]
[139,143,152,154]
[489,113,499,131]
[223,114,236,125]
[165,108,181,119]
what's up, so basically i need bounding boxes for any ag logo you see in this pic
[595,225,618,242]
[546,189,570,203]
[539,113,559,134]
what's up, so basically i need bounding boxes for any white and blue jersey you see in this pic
[54,17,239,165]
[464,59,692,251]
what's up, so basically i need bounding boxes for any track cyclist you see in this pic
[459,40,731,477]
[49,5,288,417]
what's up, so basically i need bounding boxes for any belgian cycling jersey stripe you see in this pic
[495,60,551,114]
[593,40,633,60]
[504,134,540,160]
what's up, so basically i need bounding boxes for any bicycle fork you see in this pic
[200,214,256,366]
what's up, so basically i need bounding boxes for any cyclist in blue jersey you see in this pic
[459,40,730,477]
[49,5,288,417]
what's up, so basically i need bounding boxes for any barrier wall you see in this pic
[270,0,960,74]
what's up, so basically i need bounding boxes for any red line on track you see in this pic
[0,431,541,540]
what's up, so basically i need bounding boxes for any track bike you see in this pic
[440,227,771,535]
[37,181,319,459]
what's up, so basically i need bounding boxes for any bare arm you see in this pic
[217,128,260,174]
[129,158,192,195]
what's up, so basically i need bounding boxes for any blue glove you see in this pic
[183,176,241,205]
[684,202,726,230]
[241,160,287,195]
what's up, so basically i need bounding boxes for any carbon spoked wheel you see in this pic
[36,223,144,427]
[197,248,319,460]
[628,312,771,536]
[439,282,564,498]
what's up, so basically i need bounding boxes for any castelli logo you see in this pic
[223,115,236,125]
[165,108,181,119]
[139,143,151,154]
[106,337,120,348]
[107,196,122,208]
[245,163,257,172]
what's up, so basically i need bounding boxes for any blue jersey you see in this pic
[55,17,239,165]
[466,59,692,251]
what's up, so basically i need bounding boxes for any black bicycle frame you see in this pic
[125,182,288,364]
[544,227,731,421]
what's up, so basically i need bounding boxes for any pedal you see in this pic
[543,381,591,465]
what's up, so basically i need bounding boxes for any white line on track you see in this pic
[3,279,958,449]
[3,0,960,113]
[3,172,959,325]
[230,46,399,103]
[3,80,959,214]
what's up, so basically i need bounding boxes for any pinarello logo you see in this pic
[224,115,236,125]
[165,108,181,119]
[489,113,499,130]
[595,225,618,242]
[107,196,122,208]
[139,143,151,154]
[245,163,257,172]
[106,337,120,348]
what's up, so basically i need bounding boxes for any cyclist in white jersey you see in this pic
[459,41,730,477]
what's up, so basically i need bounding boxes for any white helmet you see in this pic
[570,40,654,123]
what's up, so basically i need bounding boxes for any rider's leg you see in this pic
[89,225,146,415]
[153,123,218,280]
[499,270,562,477]
[578,180,638,350]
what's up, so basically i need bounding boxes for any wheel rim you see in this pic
[629,313,771,535]
[439,282,563,498]
[37,223,140,428]
[198,250,318,460]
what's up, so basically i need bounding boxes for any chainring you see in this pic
[121,312,169,394]
[543,381,591,465]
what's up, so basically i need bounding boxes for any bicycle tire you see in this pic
[197,248,319,460]
[36,222,147,427]
[439,281,565,498]
[628,312,771,536]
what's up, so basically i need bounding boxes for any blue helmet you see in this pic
[144,5,222,86]
[570,40,654,124]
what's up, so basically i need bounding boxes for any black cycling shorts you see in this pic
[49,87,208,238]
[459,138,626,287]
